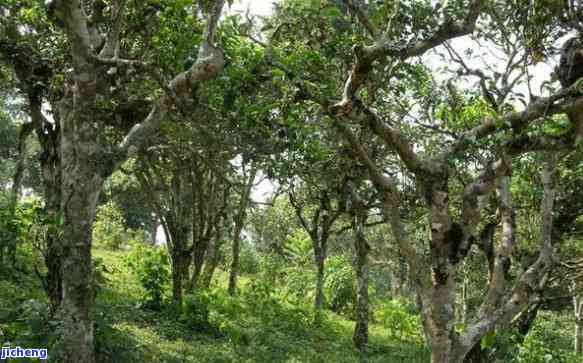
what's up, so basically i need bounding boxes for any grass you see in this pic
[1,247,430,362]
[93,247,429,363]
[3,246,580,362]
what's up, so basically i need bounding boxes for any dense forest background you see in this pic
[1,0,583,362]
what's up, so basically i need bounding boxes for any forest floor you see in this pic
[0,247,429,363]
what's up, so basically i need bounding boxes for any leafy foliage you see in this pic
[376,299,424,344]
[325,255,356,316]
[124,244,169,310]
[93,201,130,250]
[181,291,212,330]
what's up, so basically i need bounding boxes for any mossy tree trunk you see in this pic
[228,167,257,295]
[575,294,583,356]
[352,212,369,350]
[46,0,226,359]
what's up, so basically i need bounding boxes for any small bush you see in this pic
[258,252,285,285]
[325,255,355,316]
[93,201,127,250]
[0,194,43,261]
[377,298,424,343]
[513,314,577,363]
[239,240,260,275]
[124,244,169,310]
[280,266,313,305]
[3,299,54,349]
[92,257,111,301]
[182,289,247,340]
[181,292,211,330]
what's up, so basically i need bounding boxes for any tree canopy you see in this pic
[1,1,583,362]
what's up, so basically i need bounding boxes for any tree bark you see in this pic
[420,177,463,363]
[227,228,243,295]
[150,218,158,246]
[167,174,193,307]
[171,250,189,307]
[314,245,326,316]
[202,220,225,288]
[44,191,63,311]
[352,213,369,351]
[201,241,220,289]
[57,192,100,363]
[395,253,408,298]
[39,123,63,310]
[576,319,583,356]
[191,236,209,290]
[167,221,192,308]
[58,175,97,361]
[575,294,583,355]
[55,77,104,361]
[228,168,256,295]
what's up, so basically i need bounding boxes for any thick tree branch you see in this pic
[478,175,515,319]
[342,0,378,37]
[505,132,580,154]
[113,0,226,174]
[333,120,429,289]
[458,158,510,261]
[459,154,558,357]
[334,121,395,189]
[10,121,34,201]
[53,0,96,63]
[331,0,484,107]
[335,101,431,174]
[288,188,311,234]
[99,0,125,58]
[443,84,583,160]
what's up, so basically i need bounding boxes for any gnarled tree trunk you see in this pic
[575,294,583,356]
[352,212,370,350]
[37,110,63,310]
[56,95,103,363]
[228,167,256,295]
[44,180,63,311]
[191,236,209,290]
[201,235,223,289]
[313,238,326,315]
[288,188,341,322]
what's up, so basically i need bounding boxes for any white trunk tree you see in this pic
[47,0,226,360]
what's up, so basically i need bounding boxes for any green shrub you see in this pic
[0,194,43,261]
[280,265,313,305]
[325,255,355,316]
[92,257,111,301]
[258,252,285,285]
[377,298,424,343]
[124,244,169,310]
[93,201,128,250]
[242,277,311,333]
[13,299,52,346]
[243,278,277,312]
[207,288,244,320]
[181,289,248,340]
[513,313,577,363]
[181,292,211,330]
[239,240,260,275]
[3,298,54,351]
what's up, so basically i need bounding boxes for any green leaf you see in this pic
[322,5,343,18]
[480,330,496,349]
